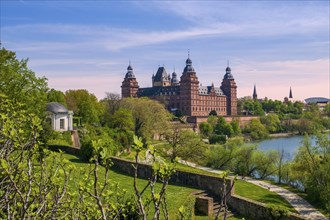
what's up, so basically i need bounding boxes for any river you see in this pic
[251,134,330,160]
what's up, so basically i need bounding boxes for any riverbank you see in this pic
[269,132,298,138]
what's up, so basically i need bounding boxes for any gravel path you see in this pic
[178,160,328,220]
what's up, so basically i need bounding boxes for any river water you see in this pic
[251,134,329,160]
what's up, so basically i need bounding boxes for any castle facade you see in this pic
[121,57,237,117]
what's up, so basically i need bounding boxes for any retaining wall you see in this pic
[111,156,306,220]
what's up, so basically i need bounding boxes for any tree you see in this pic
[0,96,74,219]
[0,47,48,116]
[290,134,330,212]
[253,150,279,179]
[199,122,213,138]
[245,118,269,140]
[165,124,208,163]
[65,89,103,124]
[234,145,257,176]
[207,137,243,170]
[261,113,281,133]
[214,117,233,137]
[47,89,66,106]
[120,98,171,140]
[131,136,175,220]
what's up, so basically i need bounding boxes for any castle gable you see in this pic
[199,86,225,96]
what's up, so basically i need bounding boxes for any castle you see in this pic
[121,56,237,117]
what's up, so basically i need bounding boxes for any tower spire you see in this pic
[253,84,258,100]
[289,87,293,99]
[188,49,190,58]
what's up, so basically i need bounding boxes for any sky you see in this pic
[1,1,329,101]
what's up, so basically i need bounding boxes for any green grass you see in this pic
[62,153,199,218]
[235,180,296,213]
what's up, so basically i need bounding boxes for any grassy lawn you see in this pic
[62,153,199,219]
[234,180,296,213]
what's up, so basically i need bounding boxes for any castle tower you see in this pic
[121,62,139,98]
[171,70,179,86]
[179,55,199,116]
[152,66,171,87]
[253,84,258,100]
[221,65,237,115]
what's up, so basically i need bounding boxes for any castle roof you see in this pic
[224,65,234,80]
[153,66,170,82]
[137,86,180,97]
[305,97,329,104]
[199,86,225,96]
[125,63,135,78]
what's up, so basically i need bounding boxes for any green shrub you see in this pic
[176,194,196,220]
[209,134,226,144]
[266,204,288,220]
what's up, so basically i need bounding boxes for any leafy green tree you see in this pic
[120,98,171,140]
[253,150,279,179]
[0,47,48,116]
[47,88,66,106]
[207,137,243,170]
[215,117,233,137]
[234,145,257,176]
[290,134,330,212]
[165,124,208,163]
[199,122,213,138]
[261,113,281,133]
[245,118,269,140]
[0,96,74,219]
[243,99,264,116]
[65,89,103,124]
[230,119,241,136]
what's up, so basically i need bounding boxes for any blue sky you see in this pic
[1,1,329,101]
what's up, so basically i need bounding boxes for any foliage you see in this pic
[131,135,176,220]
[261,113,281,133]
[164,124,208,163]
[199,122,213,138]
[0,96,74,219]
[120,97,171,140]
[253,150,279,179]
[177,195,196,220]
[290,134,330,212]
[266,204,289,220]
[47,88,66,106]
[209,134,227,144]
[241,99,264,116]
[65,89,103,124]
[79,125,119,161]
[47,130,73,146]
[207,138,244,170]
[244,118,269,140]
[0,47,48,116]
[233,145,257,176]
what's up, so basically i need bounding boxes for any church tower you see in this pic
[179,55,199,116]
[289,87,293,99]
[221,65,237,115]
[121,62,139,98]
[253,84,258,100]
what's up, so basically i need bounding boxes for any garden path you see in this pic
[178,160,328,220]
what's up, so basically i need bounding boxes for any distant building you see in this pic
[284,87,294,103]
[121,56,237,116]
[304,97,329,111]
[253,84,257,100]
[46,102,73,131]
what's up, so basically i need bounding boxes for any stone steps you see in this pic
[193,190,236,218]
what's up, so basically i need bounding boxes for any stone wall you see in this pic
[111,157,306,220]
[111,157,232,198]
[187,115,260,127]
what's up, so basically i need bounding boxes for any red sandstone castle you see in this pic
[121,56,237,117]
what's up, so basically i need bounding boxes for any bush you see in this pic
[266,204,288,220]
[209,134,227,144]
[176,194,196,220]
